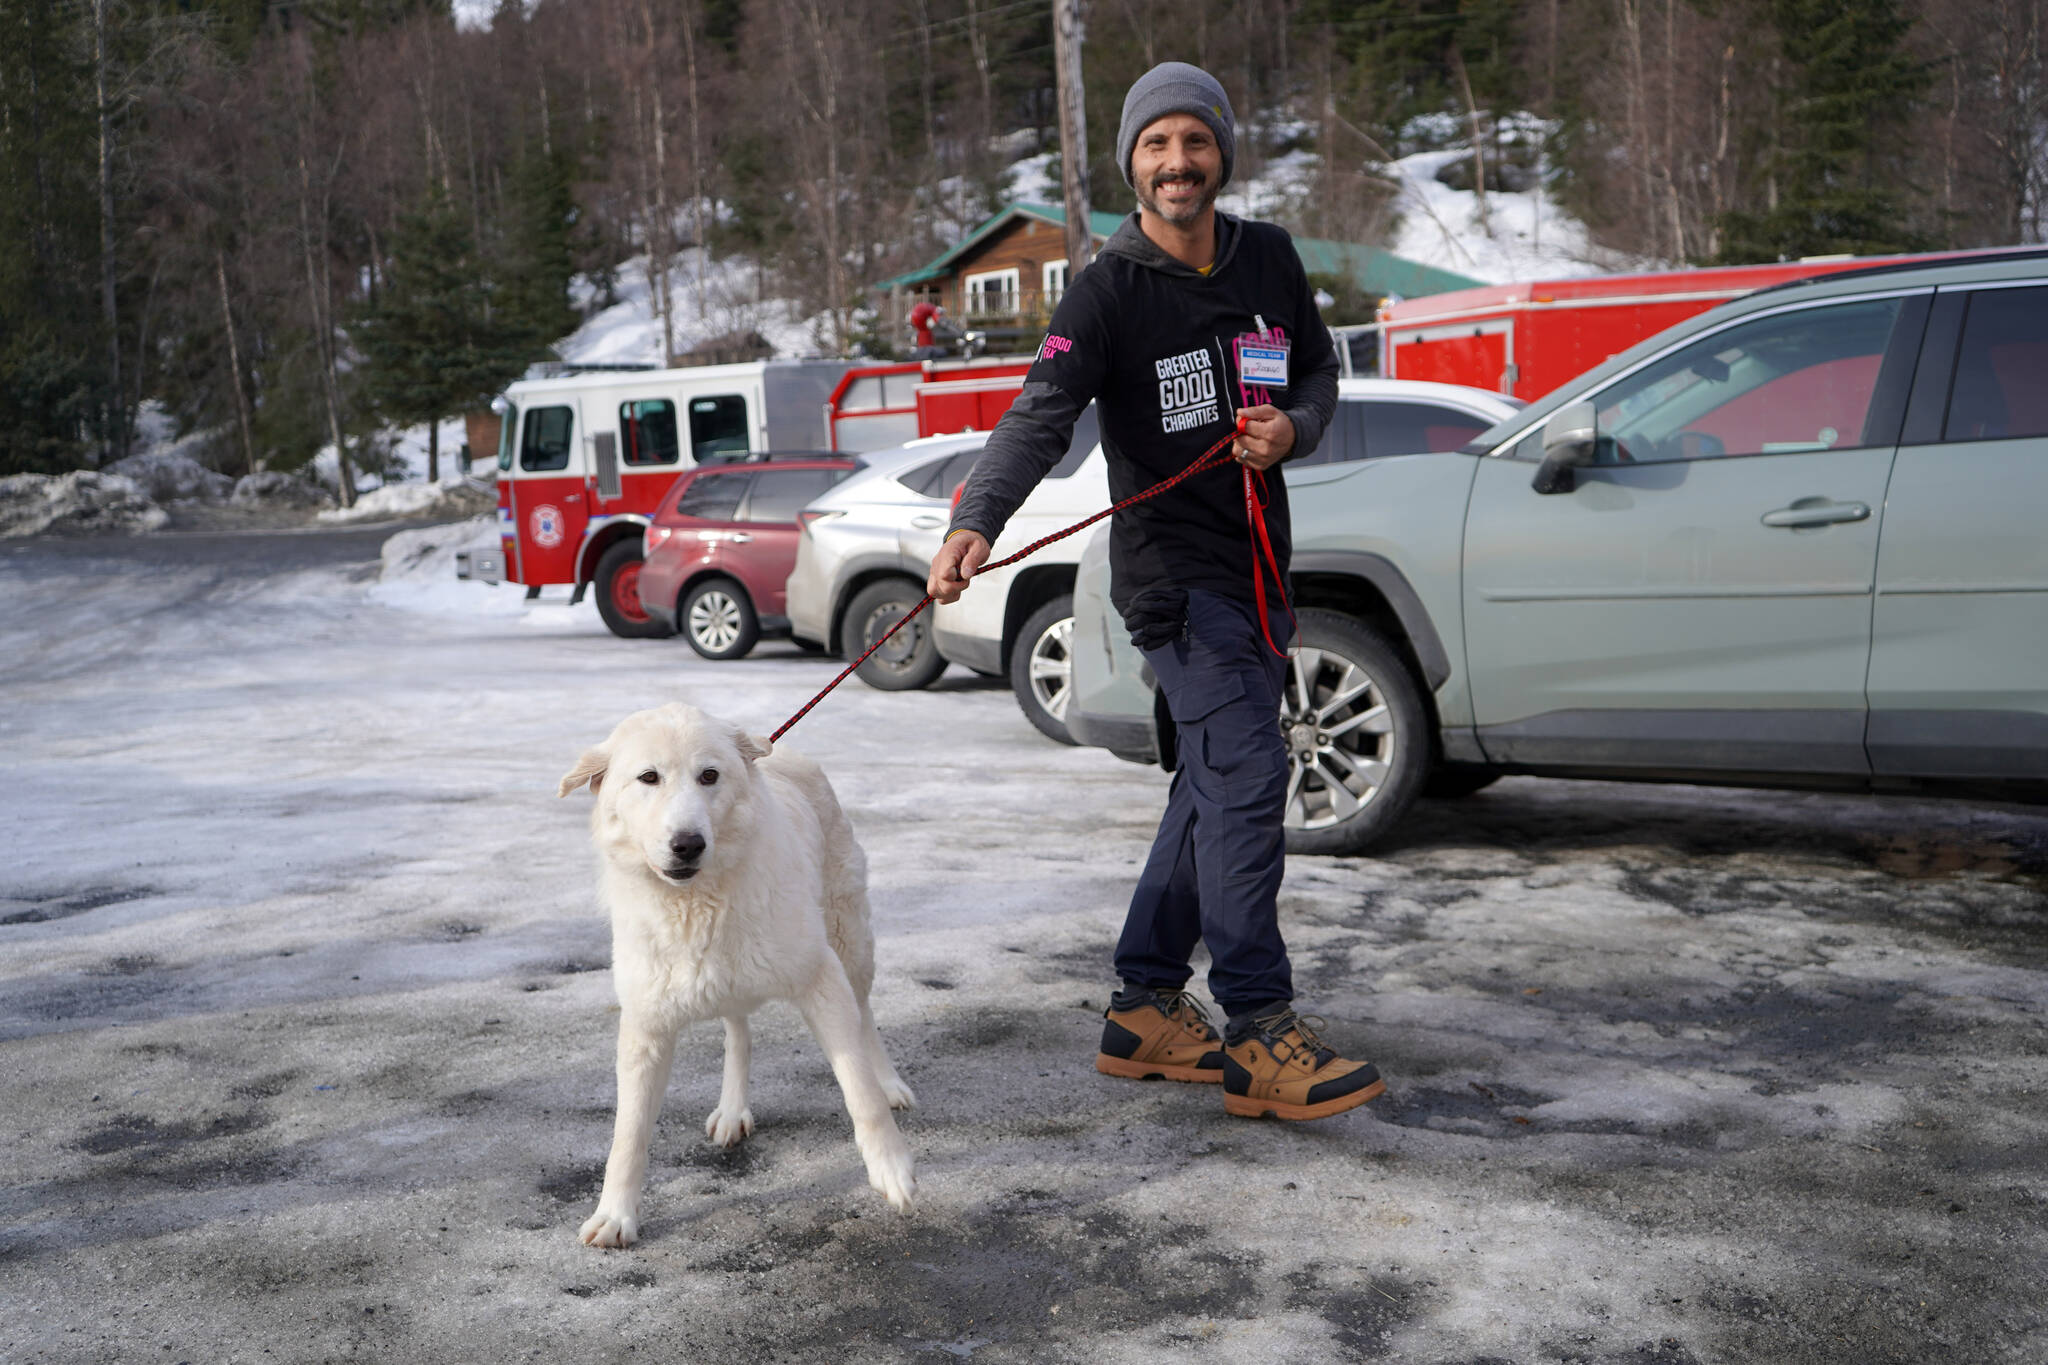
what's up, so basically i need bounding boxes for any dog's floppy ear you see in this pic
[736,731,771,765]
[558,745,610,798]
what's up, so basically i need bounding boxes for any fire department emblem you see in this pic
[530,504,566,548]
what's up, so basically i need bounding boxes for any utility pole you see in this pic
[1053,0,1093,277]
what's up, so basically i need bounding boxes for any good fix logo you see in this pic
[1155,347,1219,434]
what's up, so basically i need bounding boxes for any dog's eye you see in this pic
[637,769,660,785]
[697,768,719,787]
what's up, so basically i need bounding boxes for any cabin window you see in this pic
[619,399,681,466]
[1042,259,1068,306]
[963,268,1020,317]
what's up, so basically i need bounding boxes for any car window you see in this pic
[1287,401,1362,466]
[620,399,681,466]
[743,468,847,523]
[1945,286,2048,442]
[674,471,750,521]
[1364,401,1495,457]
[520,405,574,472]
[1589,298,1904,463]
[898,447,985,498]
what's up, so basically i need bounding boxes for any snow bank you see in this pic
[0,471,168,538]
[366,513,592,623]
[103,449,234,504]
[376,513,499,584]
[316,479,491,525]
[231,470,334,509]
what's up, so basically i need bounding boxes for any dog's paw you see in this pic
[578,1207,640,1249]
[703,1104,754,1148]
[882,1076,917,1111]
[865,1146,917,1214]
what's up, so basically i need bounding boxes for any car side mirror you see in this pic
[1532,401,1598,495]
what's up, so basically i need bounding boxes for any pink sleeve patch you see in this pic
[1040,334,1074,361]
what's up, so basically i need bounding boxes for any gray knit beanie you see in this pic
[1116,61,1235,190]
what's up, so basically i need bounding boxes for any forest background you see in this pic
[2,0,2043,492]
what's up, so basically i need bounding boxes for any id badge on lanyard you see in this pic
[1234,313,1289,395]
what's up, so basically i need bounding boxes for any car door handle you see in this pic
[910,515,945,529]
[727,533,752,544]
[1760,499,1870,528]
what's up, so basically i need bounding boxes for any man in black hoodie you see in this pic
[927,62,1384,1122]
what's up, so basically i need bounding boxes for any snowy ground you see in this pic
[2,527,2045,1363]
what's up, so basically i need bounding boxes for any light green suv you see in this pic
[1068,248,2048,853]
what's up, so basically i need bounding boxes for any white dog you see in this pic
[558,703,916,1247]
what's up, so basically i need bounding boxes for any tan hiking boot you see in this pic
[1222,1008,1385,1120]
[1095,988,1225,1084]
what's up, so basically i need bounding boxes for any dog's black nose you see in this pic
[669,831,706,863]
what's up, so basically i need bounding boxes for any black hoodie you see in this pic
[948,210,1339,636]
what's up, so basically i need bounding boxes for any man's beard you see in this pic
[1138,169,1219,226]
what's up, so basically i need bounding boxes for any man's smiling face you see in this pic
[1131,113,1222,228]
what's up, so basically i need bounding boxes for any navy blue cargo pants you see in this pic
[1114,588,1294,1016]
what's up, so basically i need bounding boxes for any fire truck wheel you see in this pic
[847,578,946,691]
[594,542,675,640]
[680,577,760,660]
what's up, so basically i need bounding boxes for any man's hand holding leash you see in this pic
[927,530,989,604]
[1233,404,1294,471]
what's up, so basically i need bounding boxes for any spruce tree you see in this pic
[354,188,534,483]
[1716,0,1931,261]
[496,146,581,357]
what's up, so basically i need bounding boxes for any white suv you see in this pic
[785,433,988,689]
[933,379,1522,742]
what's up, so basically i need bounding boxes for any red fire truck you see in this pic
[1377,251,1989,402]
[458,356,1034,637]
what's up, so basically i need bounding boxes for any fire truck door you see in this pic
[506,399,589,587]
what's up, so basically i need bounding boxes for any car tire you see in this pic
[847,579,946,691]
[1010,594,1079,745]
[680,577,759,660]
[1423,765,1500,799]
[594,541,674,640]
[1280,610,1429,856]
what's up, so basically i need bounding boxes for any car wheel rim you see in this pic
[1027,616,1073,721]
[610,561,648,622]
[689,591,741,651]
[1279,645,1395,831]
[862,602,923,670]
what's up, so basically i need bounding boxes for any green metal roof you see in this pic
[868,200,1483,300]
[1288,236,1482,300]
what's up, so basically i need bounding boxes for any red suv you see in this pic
[638,457,860,659]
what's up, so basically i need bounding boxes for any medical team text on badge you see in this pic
[1156,347,1219,434]
[1238,343,1289,388]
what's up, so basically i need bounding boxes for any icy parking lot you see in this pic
[2,525,2045,1364]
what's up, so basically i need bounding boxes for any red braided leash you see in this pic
[768,417,1251,745]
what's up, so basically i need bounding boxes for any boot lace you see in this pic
[1158,989,1218,1040]
[1250,1007,1336,1067]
